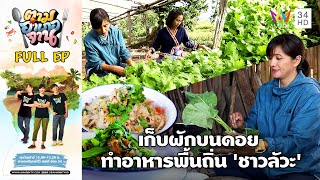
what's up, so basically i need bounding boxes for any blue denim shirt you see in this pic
[245,71,320,178]
[84,26,131,73]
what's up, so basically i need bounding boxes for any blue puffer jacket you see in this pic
[245,71,320,178]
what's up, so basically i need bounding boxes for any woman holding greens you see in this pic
[216,34,320,180]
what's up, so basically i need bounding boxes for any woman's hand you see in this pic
[111,66,125,76]
[229,112,244,129]
[126,59,133,66]
[199,45,211,52]
[255,139,268,153]
[101,64,126,76]
[145,49,152,59]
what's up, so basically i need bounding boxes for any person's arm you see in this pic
[44,96,50,108]
[198,45,211,51]
[146,30,162,59]
[36,102,50,108]
[34,101,41,108]
[100,64,125,76]
[229,88,260,129]
[33,96,40,108]
[48,106,55,114]
[126,58,133,66]
[15,91,22,99]
[181,28,197,49]
[23,103,35,108]
[84,39,104,72]
[181,28,210,51]
[48,97,55,115]
[64,101,68,118]
[34,96,50,108]
[264,94,320,156]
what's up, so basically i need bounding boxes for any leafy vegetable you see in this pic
[82,0,318,93]
[221,0,309,65]
[82,120,156,168]
[183,102,214,129]
[140,116,148,128]
[106,85,146,126]
[182,91,232,133]
[183,91,260,136]
[82,147,109,159]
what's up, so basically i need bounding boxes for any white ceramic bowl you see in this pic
[82,84,177,135]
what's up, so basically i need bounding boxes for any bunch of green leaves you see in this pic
[182,91,260,138]
[82,50,245,93]
[82,0,320,94]
[82,73,120,92]
[82,120,156,168]
[126,84,146,105]
[107,85,146,125]
[182,91,232,133]
[107,103,131,124]
[221,0,307,64]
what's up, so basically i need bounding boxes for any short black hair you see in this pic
[90,8,110,29]
[51,84,58,89]
[166,9,183,29]
[25,84,33,88]
[39,84,46,89]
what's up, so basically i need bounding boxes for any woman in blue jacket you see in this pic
[221,34,320,179]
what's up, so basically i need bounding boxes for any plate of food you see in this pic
[82,84,177,135]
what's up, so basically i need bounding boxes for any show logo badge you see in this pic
[270,8,312,29]
[270,9,291,23]
[12,8,71,63]
[12,8,68,48]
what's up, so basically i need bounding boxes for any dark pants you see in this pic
[52,115,66,141]
[214,155,317,180]
[18,116,31,138]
